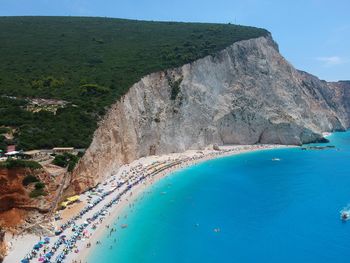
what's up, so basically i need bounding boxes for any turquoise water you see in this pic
[89,131,350,263]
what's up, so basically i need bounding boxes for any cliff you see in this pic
[0,166,62,230]
[0,228,5,263]
[67,35,350,194]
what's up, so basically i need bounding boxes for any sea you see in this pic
[88,131,350,263]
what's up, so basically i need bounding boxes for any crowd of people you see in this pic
[20,147,239,263]
[21,160,176,263]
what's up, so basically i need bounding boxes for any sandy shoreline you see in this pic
[4,144,292,263]
[75,144,291,263]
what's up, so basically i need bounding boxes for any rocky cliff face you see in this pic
[67,35,350,194]
[0,167,60,230]
[0,168,30,213]
[0,228,5,263]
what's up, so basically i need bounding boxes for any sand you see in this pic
[3,144,291,263]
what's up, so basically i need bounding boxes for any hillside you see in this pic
[0,16,268,150]
[69,35,350,193]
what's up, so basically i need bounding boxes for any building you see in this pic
[6,145,16,153]
[4,151,20,158]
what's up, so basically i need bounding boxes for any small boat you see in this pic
[272,158,281,161]
[341,210,350,221]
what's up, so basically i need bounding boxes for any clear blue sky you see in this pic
[1,0,349,81]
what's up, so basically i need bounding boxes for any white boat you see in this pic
[272,158,281,161]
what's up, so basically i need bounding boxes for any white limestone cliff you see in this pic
[66,35,350,194]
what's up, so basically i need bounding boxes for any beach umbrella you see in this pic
[21,259,29,263]
[33,244,41,250]
[38,257,44,262]
[44,237,50,242]
[60,235,66,239]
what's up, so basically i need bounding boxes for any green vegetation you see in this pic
[22,174,39,186]
[0,127,10,134]
[0,96,96,150]
[0,135,7,152]
[0,159,42,169]
[53,152,79,172]
[0,16,268,150]
[34,181,45,189]
[169,77,183,100]
[0,127,12,152]
[22,174,46,198]
[29,188,46,198]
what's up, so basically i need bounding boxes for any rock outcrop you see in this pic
[0,168,30,213]
[0,167,62,230]
[0,228,5,263]
[67,35,350,194]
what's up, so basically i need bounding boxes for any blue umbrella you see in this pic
[34,244,41,250]
[21,259,29,263]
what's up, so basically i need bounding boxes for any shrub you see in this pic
[80,84,110,96]
[67,161,77,172]
[169,77,183,100]
[22,174,39,186]
[0,127,10,134]
[52,154,68,167]
[53,152,79,172]
[29,188,46,198]
[30,76,65,90]
[0,135,7,152]
[0,159,42,169]
[34,182,45,190]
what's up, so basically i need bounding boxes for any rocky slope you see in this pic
[0,167,62,230]
[67,35,350,194]
[0,228,5,263]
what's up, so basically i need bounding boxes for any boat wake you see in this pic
[272,158,281,161]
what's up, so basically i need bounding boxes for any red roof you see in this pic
[6,145,16,153]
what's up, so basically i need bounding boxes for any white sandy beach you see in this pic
[4,144,291,263]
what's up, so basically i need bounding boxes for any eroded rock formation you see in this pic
[0,167,61,230]
[0,228,5,263]
[68,35,350,194]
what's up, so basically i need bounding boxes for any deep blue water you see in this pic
[89,131,350,263]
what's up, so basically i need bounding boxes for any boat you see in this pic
[340,208,350,221]
[272,158,281,161]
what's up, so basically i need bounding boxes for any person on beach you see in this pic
[18,149,238,263]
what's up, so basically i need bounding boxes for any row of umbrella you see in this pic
[21,165,154,263]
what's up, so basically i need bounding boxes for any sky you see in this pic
[0,0,349,81]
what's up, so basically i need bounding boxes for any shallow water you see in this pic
[89,131,350,263]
